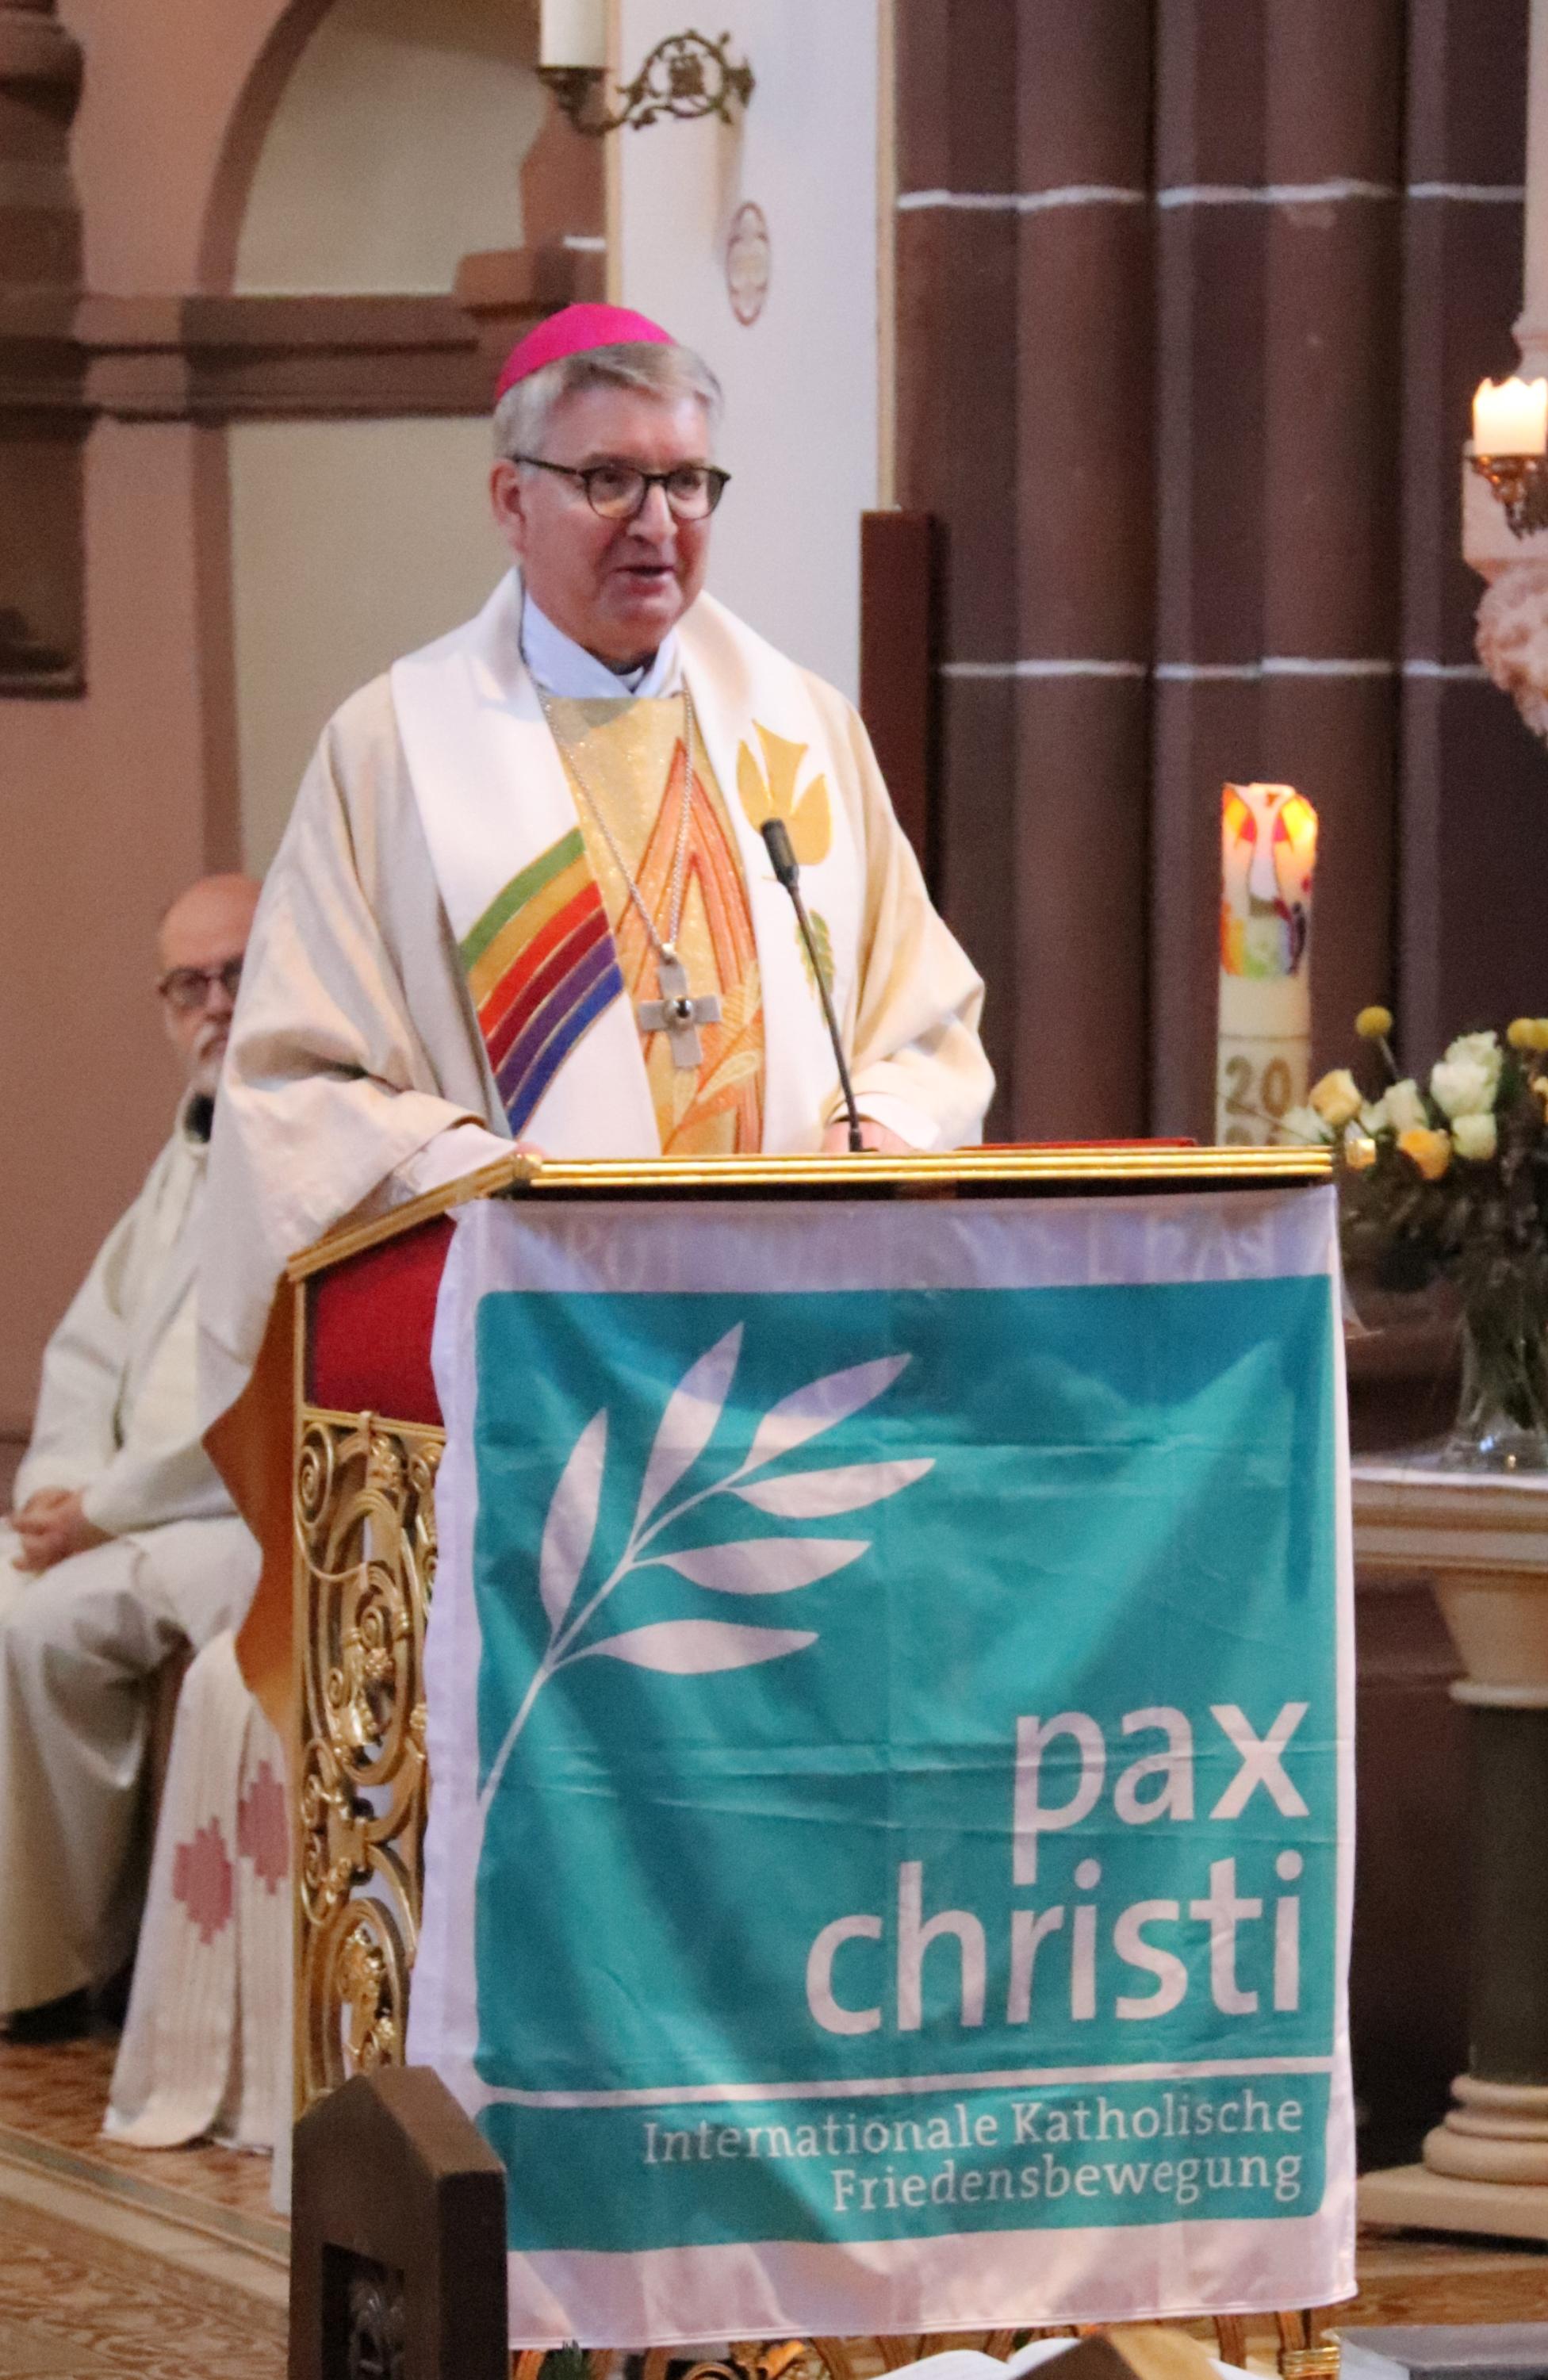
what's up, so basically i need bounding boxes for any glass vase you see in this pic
[1442,1279,1548,1473]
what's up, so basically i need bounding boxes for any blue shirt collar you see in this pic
[519,590,682,699]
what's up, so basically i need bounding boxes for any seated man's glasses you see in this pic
[158,959,244,1013]
[512,455,731,522]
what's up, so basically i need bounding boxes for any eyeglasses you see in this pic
[511,454,731,522]
[157,959,243,1013]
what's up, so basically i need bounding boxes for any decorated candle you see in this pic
[1472,375,1548,455]
[1217,782,1319,1146]
[539,0,606,69]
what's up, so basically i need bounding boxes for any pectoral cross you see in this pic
[637,946,722,1070]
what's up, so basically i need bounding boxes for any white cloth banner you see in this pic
[409,1186,1355,2345]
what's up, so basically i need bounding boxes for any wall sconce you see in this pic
[1470,377,1548,538]
[538,8,754,138]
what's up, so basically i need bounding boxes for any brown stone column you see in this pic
[1151,0,1405,1136]
[1151,0,1269,1136]
[895,0,1534,1147]
[895,0,1151,1137]
[1012,3,1154,1139]
[0,0,83,692]
[1400,0,1548,1062]
[1259,0,1404,1077]
[895,0,1021,1126]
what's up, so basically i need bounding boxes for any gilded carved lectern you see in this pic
[279,1146,1344,2374]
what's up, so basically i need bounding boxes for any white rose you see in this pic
[1360,1095,1389,1134]
[1384,1079,1428,1133]
[1452,1110,1499,1161]
[1431,1058,1496,1120]
[1279,1105,1333,1147]
[1443,1029,1504,1092]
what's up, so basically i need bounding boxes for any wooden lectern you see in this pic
[278,1145,1340,2379]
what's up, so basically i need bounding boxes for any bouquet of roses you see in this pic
[1283,1010,1548,1454]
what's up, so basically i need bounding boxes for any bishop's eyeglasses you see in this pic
[512,455,731,522]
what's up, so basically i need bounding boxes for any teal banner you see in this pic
[415,1194,1354,2340]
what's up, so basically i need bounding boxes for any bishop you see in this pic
[199,302,995,1421]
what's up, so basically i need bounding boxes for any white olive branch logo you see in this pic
[477,1323,931,1817]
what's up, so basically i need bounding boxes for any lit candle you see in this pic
[1217,783,1319,1147]
[540,0,606,70]
[1472,375,1548,455]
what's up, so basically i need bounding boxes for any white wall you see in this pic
[230,0,540,868]
[236,0,546,294]
[230,418,505,868]
[616,0,883,699]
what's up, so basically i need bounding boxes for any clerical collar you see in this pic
[520,592,682,699]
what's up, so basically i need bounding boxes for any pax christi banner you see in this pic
[408,1187,1355,2347]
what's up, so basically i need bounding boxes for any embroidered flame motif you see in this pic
[735,724,832,865]
[609,736,765,1152]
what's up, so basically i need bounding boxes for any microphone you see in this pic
[759,818,865,1154]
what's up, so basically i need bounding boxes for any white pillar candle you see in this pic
[1473,376,1548,455]
[540,0,606,70]
[1217,784,1319,1147]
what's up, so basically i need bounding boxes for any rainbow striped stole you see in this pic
[460,827,624,1137]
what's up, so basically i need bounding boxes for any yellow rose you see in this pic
[1356,1006,1394,1040]
[1398,1125,1453,1181]
[1309,1068,1362,1129]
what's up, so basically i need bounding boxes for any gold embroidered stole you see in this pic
[543,696,765,1155]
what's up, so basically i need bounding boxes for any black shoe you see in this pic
[3,1988,91,2045]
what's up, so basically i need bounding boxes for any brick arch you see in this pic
[195,0,600,308]
[193,0,601,872]
[196,0,335,296]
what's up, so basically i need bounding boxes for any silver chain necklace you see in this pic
[540,684,722,1070]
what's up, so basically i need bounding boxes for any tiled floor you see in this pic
[0,2194,285,2378]
[0,2034,285,2378]
[0,2035,1542,2374]
[1344,2229,1548,2326]
[0,2037,278,2233]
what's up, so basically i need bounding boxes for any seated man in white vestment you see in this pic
[198,300,994,1420]
[0,875,262,2039]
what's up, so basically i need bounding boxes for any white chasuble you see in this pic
[201,571,990,1421]
[391,573,868,1160]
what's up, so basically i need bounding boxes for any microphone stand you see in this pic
[759,818,865,1154]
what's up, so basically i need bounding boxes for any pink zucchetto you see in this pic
[494,303,676,402]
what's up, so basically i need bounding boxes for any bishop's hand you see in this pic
[821,1119,911,1156]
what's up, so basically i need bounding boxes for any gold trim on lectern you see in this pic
[287,1144,1332,1280]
